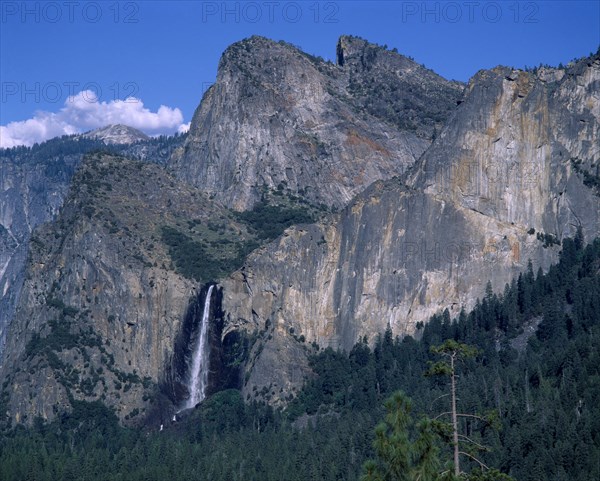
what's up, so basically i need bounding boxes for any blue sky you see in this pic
[1,1,599,147]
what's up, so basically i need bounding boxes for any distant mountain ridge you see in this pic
[81,124,150,145]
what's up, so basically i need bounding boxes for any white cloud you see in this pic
[0,90,187,148]
[178,122,191,134]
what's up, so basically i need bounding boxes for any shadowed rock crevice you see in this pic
[162,284,214,407]
[162,284,247,410]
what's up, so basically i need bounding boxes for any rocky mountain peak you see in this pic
[170,36,462,211]
[336,34,389,68]
[82,124,149,145]
[336,35,464,138]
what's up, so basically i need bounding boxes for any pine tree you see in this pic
[427,340,497,477]
[361,392,440,481]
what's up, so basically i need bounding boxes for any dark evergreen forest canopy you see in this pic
[1,235,599,481]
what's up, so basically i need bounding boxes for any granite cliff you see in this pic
[0,146,82,357]
[170,36,462,211]
[0,134,187,360]
[1,36,598,423]
[222,52,600,404]
[0,153,256,424]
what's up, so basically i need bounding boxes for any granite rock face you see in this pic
[1,37,598,421]
[411,60,600,235]
[336,35,464,139]
[0,152,80,357]
[222,54,600,404]
[0,153,245,425]
[0,134,188,361]
[170,36,462,211]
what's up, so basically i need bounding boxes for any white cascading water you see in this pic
[183,284,214,410]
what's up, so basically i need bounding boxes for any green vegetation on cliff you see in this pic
[161,188,325,281]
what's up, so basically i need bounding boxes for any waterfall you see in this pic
[182,284,214,410]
